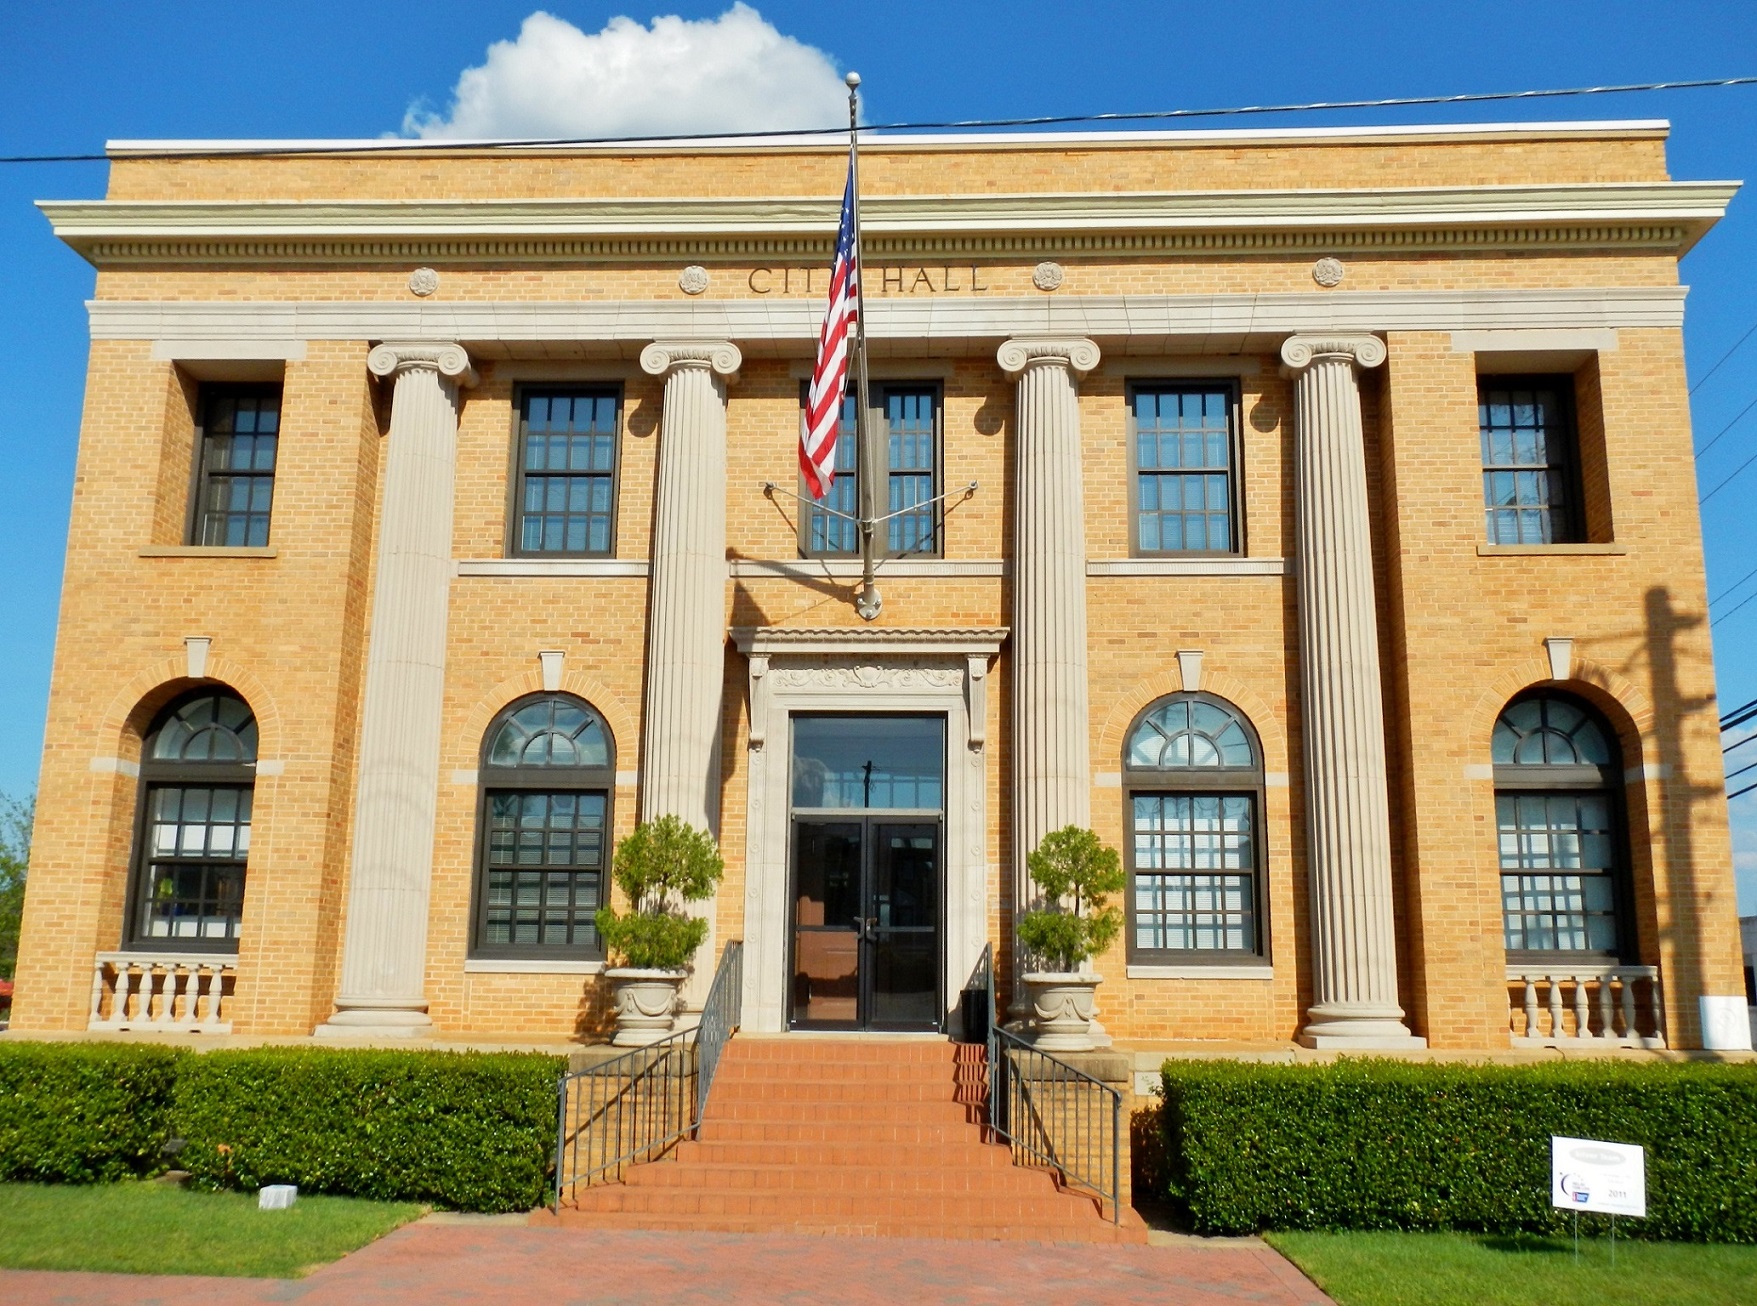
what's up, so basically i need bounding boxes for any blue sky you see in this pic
[3,1,1756,904]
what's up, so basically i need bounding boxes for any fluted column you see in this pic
[1281,334,1421,1048]
[637,340,741,1003]
[317,342,476,1037]
[1000,337,1099,999]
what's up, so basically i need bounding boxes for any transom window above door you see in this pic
[791,715,946,810]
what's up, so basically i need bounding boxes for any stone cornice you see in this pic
[731,627,1009,657]
[85,287,1691,350]
[40,181,1737,265]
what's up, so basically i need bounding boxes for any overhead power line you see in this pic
[0,75,1754,164]
[1722,696,1757,729]
[1711,562,1757,607]
[1692,320,1757,395]
[1694,392,1757,461]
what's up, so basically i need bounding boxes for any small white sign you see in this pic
[1551,1136,1646,1217]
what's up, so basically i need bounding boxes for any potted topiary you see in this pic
[595,814,725,1046]
[1015,825,1124,1052]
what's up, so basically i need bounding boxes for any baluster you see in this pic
[190,967,209,1030]
[1648,977,1666,1047]
[1619,972,1638,1042]
[1571,974,1591,1040]
[89,959,108,1026]
[167,965,187,1028]
[1546,974,1564,1040]
[141,966,161,1028]
[1596,974,1616,1041]
[114,962,135,1026]
[212,966,228,1029]
[1522,979,1538,1038]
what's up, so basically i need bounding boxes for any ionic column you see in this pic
[1280,334,1421,1048]
[637,340,741,1003]
[317,342,476,1037]
[1000,337,1099,1004]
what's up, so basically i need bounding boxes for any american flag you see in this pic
[801,154,860,499]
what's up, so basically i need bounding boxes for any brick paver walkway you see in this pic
[0,1217,1332,1304]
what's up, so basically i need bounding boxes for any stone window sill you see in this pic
[1125,964,1275,980]
[139,546,278,559]
[1088,558,1287,576]
[1477,543,1626,557]
[464,958,605,975]
[458,559,649,577]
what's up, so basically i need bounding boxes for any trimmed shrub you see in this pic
[174,1048,565,1213]
[1159,1058,1757,1242]
[0,1041,185,1181]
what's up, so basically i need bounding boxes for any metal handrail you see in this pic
[959,943,1122,1224]
[552,939,744,1210]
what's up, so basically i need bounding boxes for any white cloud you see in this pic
[404,6,849,140]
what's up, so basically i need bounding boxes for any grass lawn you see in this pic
[1266,1230,1757,1306]
[0,1181,426,1278]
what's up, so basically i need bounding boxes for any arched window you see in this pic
[130,689,258,950]
[1123,694,1266,962]
[1492,692,1628,959]
[473,694,614,959]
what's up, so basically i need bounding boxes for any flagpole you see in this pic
[846,71,881,621]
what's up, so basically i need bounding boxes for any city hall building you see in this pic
[13,119,1752,1055]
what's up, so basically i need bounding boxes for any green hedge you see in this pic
[0,1042,185,1181]
[173,1048,566,1213]
[1159,1059,1757,1242]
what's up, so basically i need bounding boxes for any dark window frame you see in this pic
[1122,691,1268,965]
[1126,380,1244,558]
[125,689,259,954]
[797,381,945,561]
[1492,690,1634,965]
[187,383,283,548]
[507,384,625,559]
[469,692,616,962]
[1478,373,1585,546]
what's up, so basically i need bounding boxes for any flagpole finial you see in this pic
[845,71,861,89]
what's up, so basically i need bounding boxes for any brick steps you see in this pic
[556,1035,1146,1244]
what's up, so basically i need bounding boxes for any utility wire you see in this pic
[1711,562,1757,607]
[1694,392,1757,461]
[1730,779,1757,801]
[1700,444,1757,505]
[1727,757,1757,782]
[1693,320,1757,395]
[0,75,1754,163]
[1714,588,1757,628]
[1722,697,1757,729]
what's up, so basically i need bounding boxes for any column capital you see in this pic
[997,337,1101,381]
[367,341,478,388]
[1280,333,1386,373]
[640,339,742,382]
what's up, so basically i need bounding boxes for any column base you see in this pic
[314,1002,434,1039]
[1298,1004,1425,1050]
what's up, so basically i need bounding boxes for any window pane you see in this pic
[485,697,611,770]
[1127,697,1256,772]
[1479,380,1575,544]
[518,390,619,554]
[482,787,608,951]
[791,715,944,809]
[1131,793,1256,952]
[140,784,251,943]
[1134,386,1233,554]
[1497,791,1619,953]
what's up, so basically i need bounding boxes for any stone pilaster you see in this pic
[637,340,741,1003]
[317,342,476,1037]
[1000,337,1099,1000]
[1280,334,1422,1048]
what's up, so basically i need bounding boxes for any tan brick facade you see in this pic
[14,122,1746,1052]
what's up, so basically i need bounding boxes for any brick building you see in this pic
[13,119,1752,1055]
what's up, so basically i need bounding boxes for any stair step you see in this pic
[710,1078,961,1103]
[570,1185,1101,1222]
[546,1208,1146,1243]
[625,1161,1065,1193]
[674,1139,1014,1169]
[704,1099,978,1125]
[723,1040,961,1062]
[697,1120,990,1145]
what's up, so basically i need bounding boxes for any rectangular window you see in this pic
[513,388,621,556]
[193,386,280,547]
[1130,793,1258,955]
[480,790,607,954]
[803,384,941,558]
[1131,384,1238,554]
[1480,377,1582,545]
[1497,791,1619,953]
[137,785,251,945]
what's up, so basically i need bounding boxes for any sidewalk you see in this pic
[0,1215,1333,1305]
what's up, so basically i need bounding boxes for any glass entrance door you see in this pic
[787,713,946,1031]
[791,818,941,1030]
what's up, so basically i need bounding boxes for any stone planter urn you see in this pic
[1022,972,1102,1052]
[605,967,687,1046]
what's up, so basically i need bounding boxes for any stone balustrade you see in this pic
[88,952,236,1033]
[1507,963,1665,1048]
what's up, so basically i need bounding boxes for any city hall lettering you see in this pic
[747,264,992,294]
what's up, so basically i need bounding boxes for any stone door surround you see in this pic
[731,627,1007,1035]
